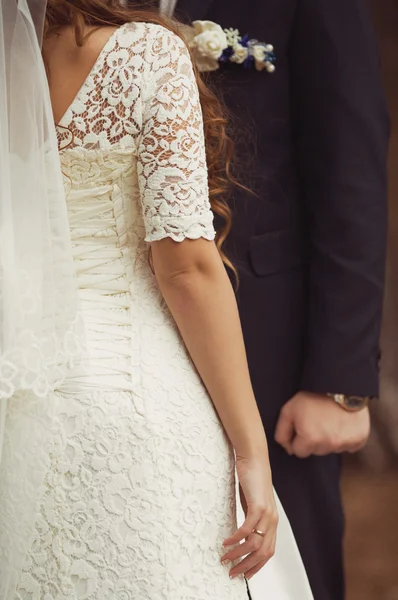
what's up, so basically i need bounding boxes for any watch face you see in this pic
[345,396,368,410]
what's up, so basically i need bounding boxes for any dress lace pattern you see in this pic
[0,23,247,600]
[57,22,215,244]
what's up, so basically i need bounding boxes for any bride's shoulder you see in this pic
[121,21,189,54]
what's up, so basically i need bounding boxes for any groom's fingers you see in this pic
[275,410,321,458]
[274,406,295,454]
[291,435,314,459]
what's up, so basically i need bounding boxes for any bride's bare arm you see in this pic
[152,236,278,579]
[138,26,277,580]
[152,237,265,457]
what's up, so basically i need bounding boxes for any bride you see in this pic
[0,1,313,598]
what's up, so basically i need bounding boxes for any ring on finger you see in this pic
[252,529,266,538]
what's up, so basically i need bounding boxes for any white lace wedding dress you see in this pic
[0,22,313,600]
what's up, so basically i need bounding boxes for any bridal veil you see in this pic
[0,1,82,596]
[0,0,82,409]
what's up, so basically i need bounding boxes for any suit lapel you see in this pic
[175,0,215,22]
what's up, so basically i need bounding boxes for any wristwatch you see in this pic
[326,394,372,412]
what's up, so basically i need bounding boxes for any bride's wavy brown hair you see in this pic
[44,0,236,275]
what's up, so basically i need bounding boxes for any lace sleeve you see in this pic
[137,26,216,243]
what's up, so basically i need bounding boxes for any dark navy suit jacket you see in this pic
[175,0,389,426]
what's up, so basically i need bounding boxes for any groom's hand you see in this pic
[274,391,371,458]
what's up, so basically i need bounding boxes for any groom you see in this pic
[134,0,389,598]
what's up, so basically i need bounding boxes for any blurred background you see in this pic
[343,1,398,599]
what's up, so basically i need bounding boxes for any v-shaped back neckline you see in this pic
[56,24,129,130]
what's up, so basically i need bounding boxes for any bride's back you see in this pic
[43,26,118,124]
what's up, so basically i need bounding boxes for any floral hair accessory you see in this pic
[181,21,276,73]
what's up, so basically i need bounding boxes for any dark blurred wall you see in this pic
[358,0,398,468]
[343,3,398,600]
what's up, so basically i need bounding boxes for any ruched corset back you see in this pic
[60,149,147,392]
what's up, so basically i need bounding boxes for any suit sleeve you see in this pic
[290,0,390,396]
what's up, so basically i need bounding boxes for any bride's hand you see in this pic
[221,453,279,580]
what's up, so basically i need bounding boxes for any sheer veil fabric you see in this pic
[0,0,83,410]
[0,1,83,596]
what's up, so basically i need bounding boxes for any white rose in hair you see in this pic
[192,20,228,60]
[231,46,248,64]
